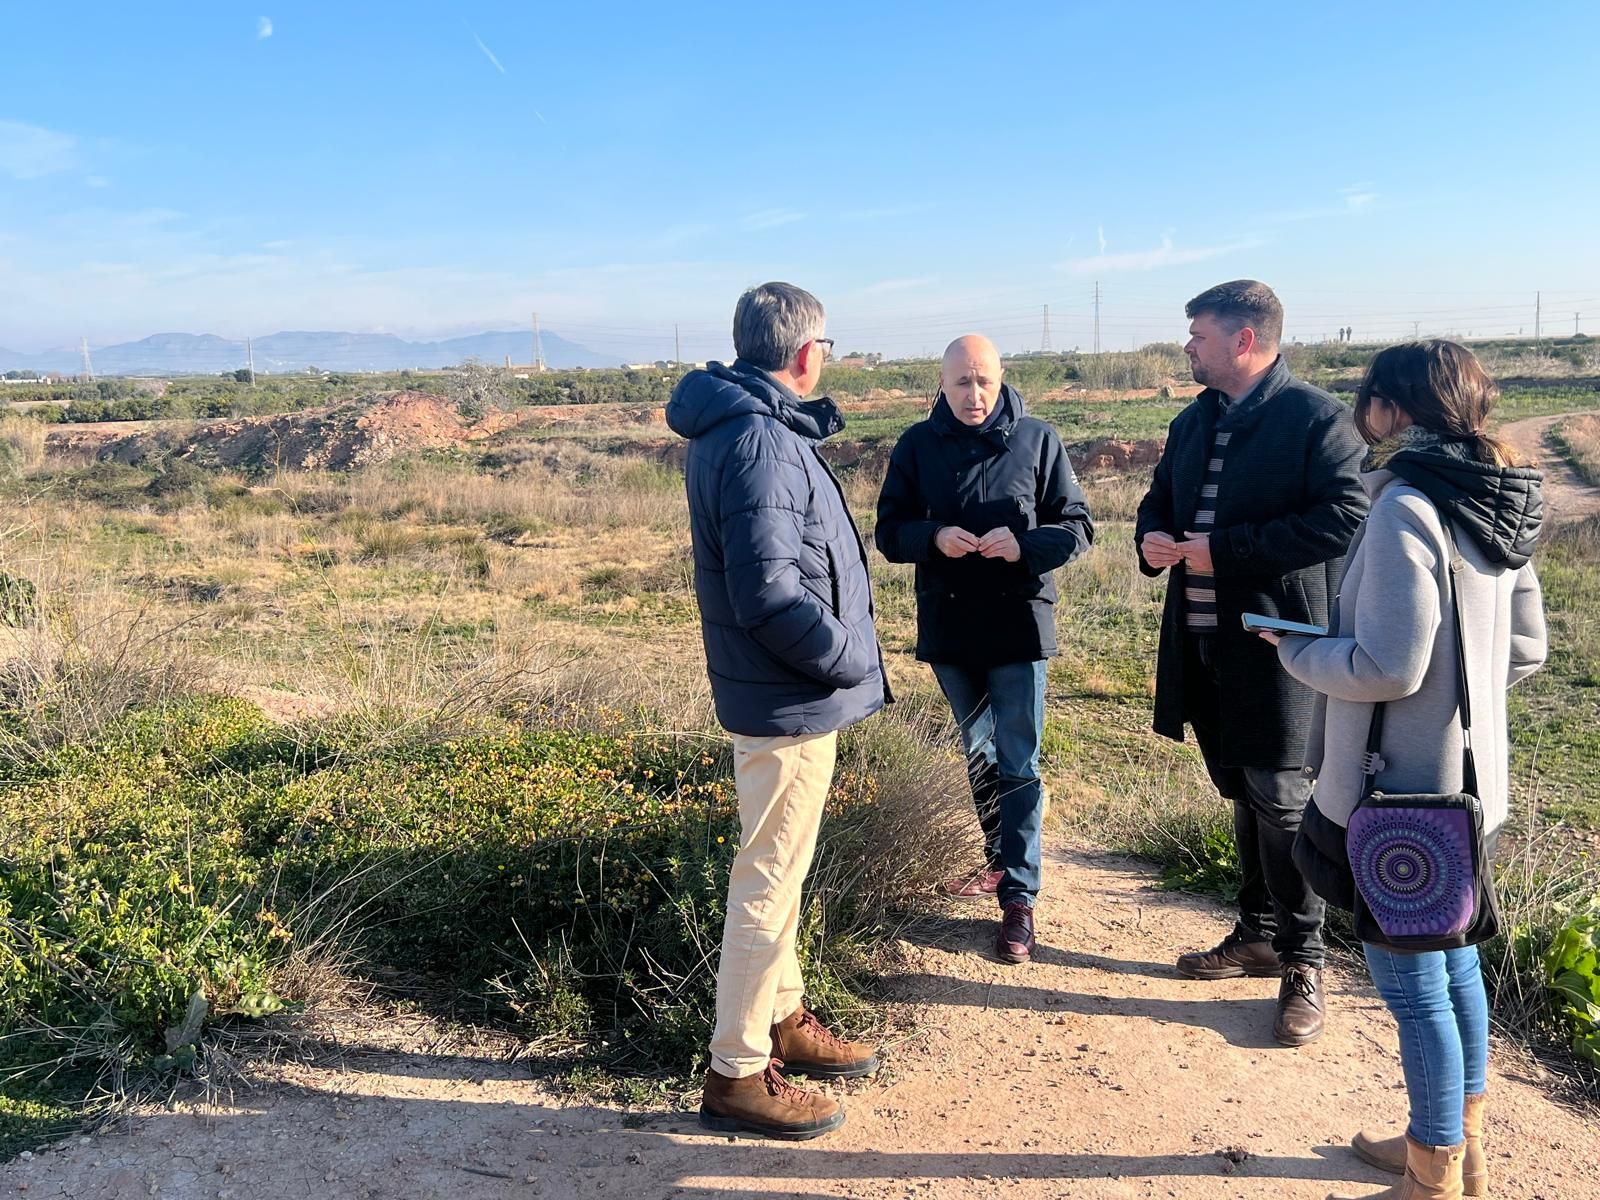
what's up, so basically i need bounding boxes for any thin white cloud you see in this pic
[1097,225,1107,255]
[653,222,714,249]
[842,202,932,222]
[0,120,79,180]
[742,209,805,231]
[1265,186,1380,224]
[86,175,111,189]
[1061,233,1264,275]
[473,32,506,74]
[257,16,273,39]
[858,276,936,296]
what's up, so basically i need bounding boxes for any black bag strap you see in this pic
[1359,515,1479,799]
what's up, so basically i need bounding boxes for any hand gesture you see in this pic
[1140,530,1183,570]
[935,526,981,558]
[977,527,1021,563]
[1177,531,1214,573]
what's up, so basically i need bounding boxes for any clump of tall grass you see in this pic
[1074,347,1187,391]
[1551,413,1600,486]
[0,415,46,476]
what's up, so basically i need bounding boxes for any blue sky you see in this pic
[2,1,1597,362]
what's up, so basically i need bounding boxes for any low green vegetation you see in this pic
[0,673,968,1155]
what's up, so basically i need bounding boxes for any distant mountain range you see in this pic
[0,329,614,376]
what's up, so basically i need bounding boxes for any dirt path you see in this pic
[4,845,1591,1200]
[1500,413,1600,523]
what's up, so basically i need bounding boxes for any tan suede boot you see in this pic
[699,1060,844,1140]
[1352,1093,1486,1197]
[770,1006,879,1079]
[1330,1136,1464,1200]
[1460,1092,1487,1198]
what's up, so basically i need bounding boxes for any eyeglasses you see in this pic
[813,337,834,360]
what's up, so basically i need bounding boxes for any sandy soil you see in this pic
[1500,414,1600,523]
[4,845,1592,1200]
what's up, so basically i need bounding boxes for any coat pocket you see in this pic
[824,544,842,617]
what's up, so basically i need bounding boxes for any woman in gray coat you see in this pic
[1258,341,1547,1200]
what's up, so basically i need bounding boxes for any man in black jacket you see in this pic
[877,335,1094,964]
[1135,280,1367,1046]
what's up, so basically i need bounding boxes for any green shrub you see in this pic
[1545,901,1600,1065]
[0,574,37,625]
[1,692,960,1092]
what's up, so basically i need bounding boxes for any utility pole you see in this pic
[1040,304,1053,354]
[1534,291,1541,350]
[675,323,682,367]
[1413,321,1420,340]
[1576,312,1581,337]
[532,311,546,372]
[246,336,257,387]
[79,337,95,381]
[1092,282,1101,354]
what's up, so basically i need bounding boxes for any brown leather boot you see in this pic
[1274,963,1326,1046]
[699,1060,844,1140]
[1330,1135,1464,1199]
[1352,1093,1486,1197]
[1175,930,1281,979]
[770,1007,879,1079]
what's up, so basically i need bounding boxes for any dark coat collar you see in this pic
[931,382,1025,448]
[1196,356,1293,432]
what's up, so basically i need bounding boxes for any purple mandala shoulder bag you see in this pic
[1345,519,1502,952]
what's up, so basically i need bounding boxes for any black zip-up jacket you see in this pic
[875,384,1094,665]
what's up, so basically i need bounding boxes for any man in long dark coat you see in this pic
[1135,280,1367,1046]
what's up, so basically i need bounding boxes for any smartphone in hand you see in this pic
[1240,612,1329,637]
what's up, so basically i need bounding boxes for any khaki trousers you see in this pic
[707,729,838,1079]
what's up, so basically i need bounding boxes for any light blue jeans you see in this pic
[1363,942,1489,1146]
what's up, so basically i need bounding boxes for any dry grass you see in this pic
[1554,413,1600,485]
[0,415,46,474]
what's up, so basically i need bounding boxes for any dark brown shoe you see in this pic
[770,1007,879,1079]
[996,901,1035,964]
[699,1060,844,1140]
[1175,931,1281,980]
[1274,964,1326,1046]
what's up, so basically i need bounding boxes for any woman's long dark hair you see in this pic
[1353,339,1520,466]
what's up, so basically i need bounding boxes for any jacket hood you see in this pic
[665,359,845,442]
[1365,430,1544,568]
[931,382,1026,443]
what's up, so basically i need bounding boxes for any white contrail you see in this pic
[473,32,506,74]
[257,16,273,39]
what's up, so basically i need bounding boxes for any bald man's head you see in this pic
[941,335,1005,427]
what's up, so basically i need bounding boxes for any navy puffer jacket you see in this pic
[665,360,890,737]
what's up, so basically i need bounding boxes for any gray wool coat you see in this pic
[1278,469,1547,840]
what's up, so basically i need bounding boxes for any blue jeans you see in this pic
[931,660,1047,909]
[1363,943,1489,1146]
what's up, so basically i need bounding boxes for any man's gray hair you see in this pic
[732,282,825,371]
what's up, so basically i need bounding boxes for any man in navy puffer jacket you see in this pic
[665,282,889,1141]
